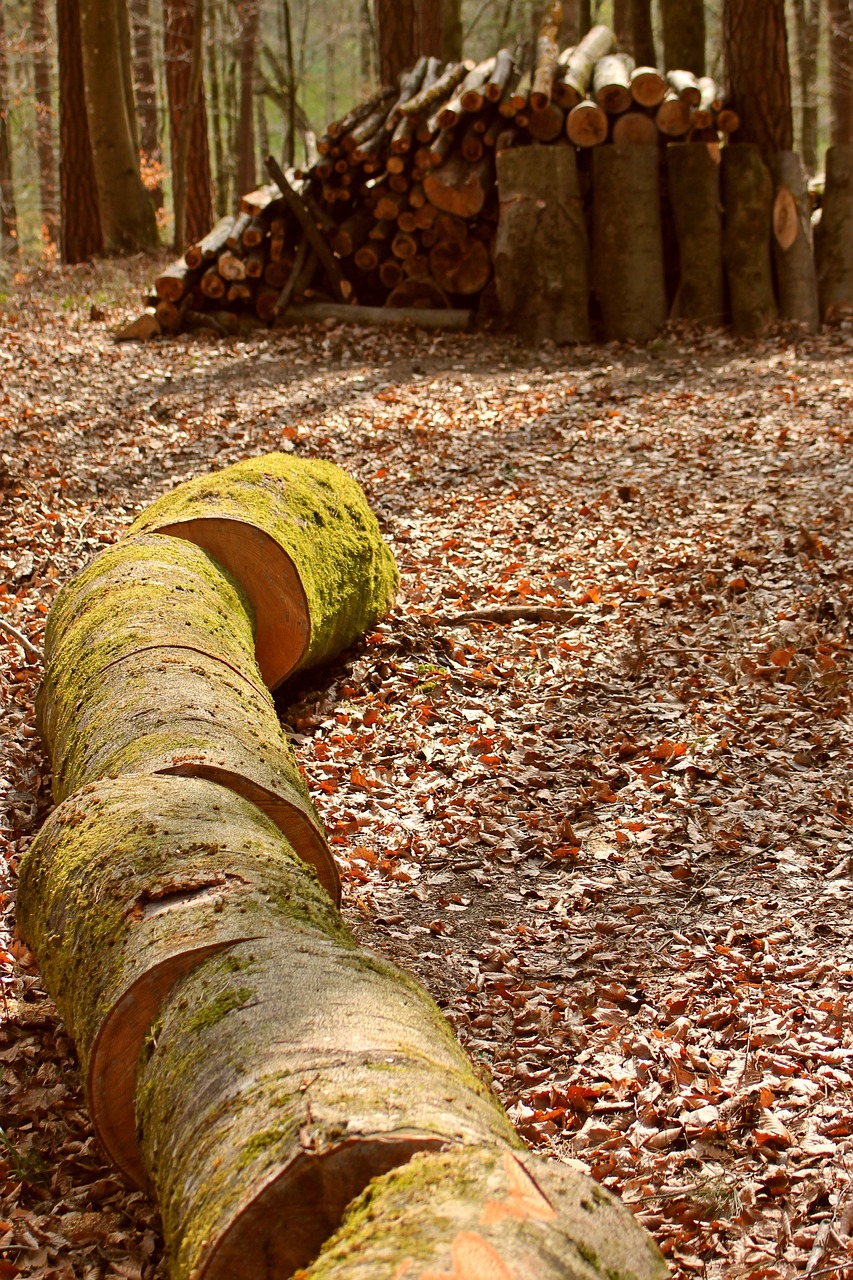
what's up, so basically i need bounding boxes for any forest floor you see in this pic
[1,258,853,1280]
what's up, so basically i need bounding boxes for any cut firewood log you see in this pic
[667,142,725,324]
[15,774,338,1185]
[429,237,491,295]
[154,257,198,303]
[386,276,449,309]
[770,150,819,332]
[655,90,691,137]
[403,61,471,119]
[390,114,416,156]
[593,144,667,340]
[484,48,514,102]
[437,58,496,127]
[125,453,399,689]
[218,250,247,281]
[530,0,562,111]
[274,301,473,331]
[814,143,853,322]
[226,211,252,248]
[342,101,392,155]
[434,212,469,244]
[391,231,419,260]
[183,215,233,269]
[667,69,701,107]
[612,109,658,146]
[155,299,181,333]
[327,86,395,139]
[553,24,615,109]
[379,259,404,288]
[200,268,227,300]
[244,249,264,279]
[373,188,407,221]
[495,143,590,344]
[255,286,279,321]
[460,124,485,162]
[403,253,430,278]
[269,215,287,261]
[715,105,740,136]
[266,156,355,304]
[721,143,777,336]
[135,924,518,1280]
[498,65,528,116]
[593,54,636,114]
[566,99,609,147]
[526,103,565,142]
[227,281,253,303]
[423,153,492,218]
[263,258,293,288]
[630,65,667,108]
[428,127,456,167]
[697,76,721,112]
[299,1145,669,1280]
[386,55,428,125]
[241,215,266,248]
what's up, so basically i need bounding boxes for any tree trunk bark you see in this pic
[77,0,158,252]
[165,0,213,246]
[130,0,162,205]
[815,143,853,320]
[661,0,705,76]
[56,0,102,261]
[667,143,724,324]
[494,143,590,343]
[31,0,59,244]
[828,0,853,144]
[16,774,334,1186]
[441,0,462,61]
[769,150,819,331]
[236,0,259,195]
[135,928,519,1280]
[721,142,777,334]
[630,0,656,69]
[790,0,819,172]
[300,1145,669,1280]
[207,0,228,214]
[592,144,667,340]
[613,0,632,53]
[125,453,399,690]
[0,0,19,254]
[374,0,445,86]
[722,0,793,154]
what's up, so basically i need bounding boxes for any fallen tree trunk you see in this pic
[592,144,667,340]
[667,141,725,323]
[125,454,399,690]
[273,301,474,331]
[770,150,819,332]
[721,143,777,336]
[15,774,335,1187]
[815,142,853,322]
[300,1145,669,1280]
[135,929,519,1280]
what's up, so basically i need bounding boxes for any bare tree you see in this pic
[828,0,853,144]
[0,0,18,254]
[31,0,58,244]
[130,0,162,206]
[723,0,792,154]
[165,0,213,246]
[236,0,260,195]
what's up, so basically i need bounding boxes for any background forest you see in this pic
[0,0,850,261]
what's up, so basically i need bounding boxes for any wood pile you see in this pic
[16,453,668,1279]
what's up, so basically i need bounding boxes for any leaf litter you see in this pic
[2,260,853,1278]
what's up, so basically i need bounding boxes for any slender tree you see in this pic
[236,0,259,196]
[56,0,102,260]
[31,0,58,244]
[630,0,656,68]
[130,0,162,206]
[661,0,704,75]
[723,0,793,154]
[442,0,462,60]
[828,0,853,144]
[164,0,213,245]
[0,0,18,253]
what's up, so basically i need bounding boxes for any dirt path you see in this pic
[2,261,853,1279]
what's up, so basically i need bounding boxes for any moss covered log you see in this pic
[126,453,399,689]
[136,932,519,1280]
[15,775,340,1185]
[298,1145,669,1280]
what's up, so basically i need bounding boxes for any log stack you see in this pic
[18,454,668,1278]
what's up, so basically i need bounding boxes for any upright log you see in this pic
[815,143,853,322]
[770,150,819,332]
[300,1145,669,1280]
[592,144,667,340]
[667,142,725,323]
[494,144,590,344]
[125,454,399,690]
[721,143,777,335]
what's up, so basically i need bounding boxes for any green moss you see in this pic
[576,1240,600,1269]
[185,986,254,1034]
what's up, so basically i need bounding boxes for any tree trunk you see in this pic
[790,0,819,172]
[135,928,519,1280]
[441,0,462,61]
[130,0,162,205]
[769,150,819,331]
[77,0,158,252]
[31,0,59,244]
[16,774,335,1185]
[721,142,777,334]
[207,0,228,214]
[661,0,705,76]
[722,0,793,154]
[592,144,667,340]
[165,0,213,247]
[815,143,853,320]
[56,0,103,261]
[630,0,656,69]
[667,142,724,324]
[828,0,853,144]
[613,0,632,53]
[0,0,18,254]
[125,453,399,690]
[494,143,590,343]
[300,1145,669,1280]
[374,0,445,86]
[236,0,260,195]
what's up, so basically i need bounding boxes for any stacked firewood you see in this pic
[151,17,740,332]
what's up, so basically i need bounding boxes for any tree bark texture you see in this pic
[15,774,336,1185]
[722,0,793,154]
[30,0,59,243]
[374,0,444,86]
[0,0,18,252]
[135,930,519,1280]
[129,0,162,205]
[769,150,819,331]
[56,0,102,260]
[592,144,667,341]
[77,0,158,252]
[236,0,260,196]
[721,143,777,335]
[613,0,632,53]
[165,0,213,245]
[301,1145,670,1280]
[828,0,853,145]
[791,0,819,172]
[494,144,590,344]
[661,0,705,76]
[667,143,724,324]
[630,0,656,69]
[815,143,853,320]
[125,453,399,690]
